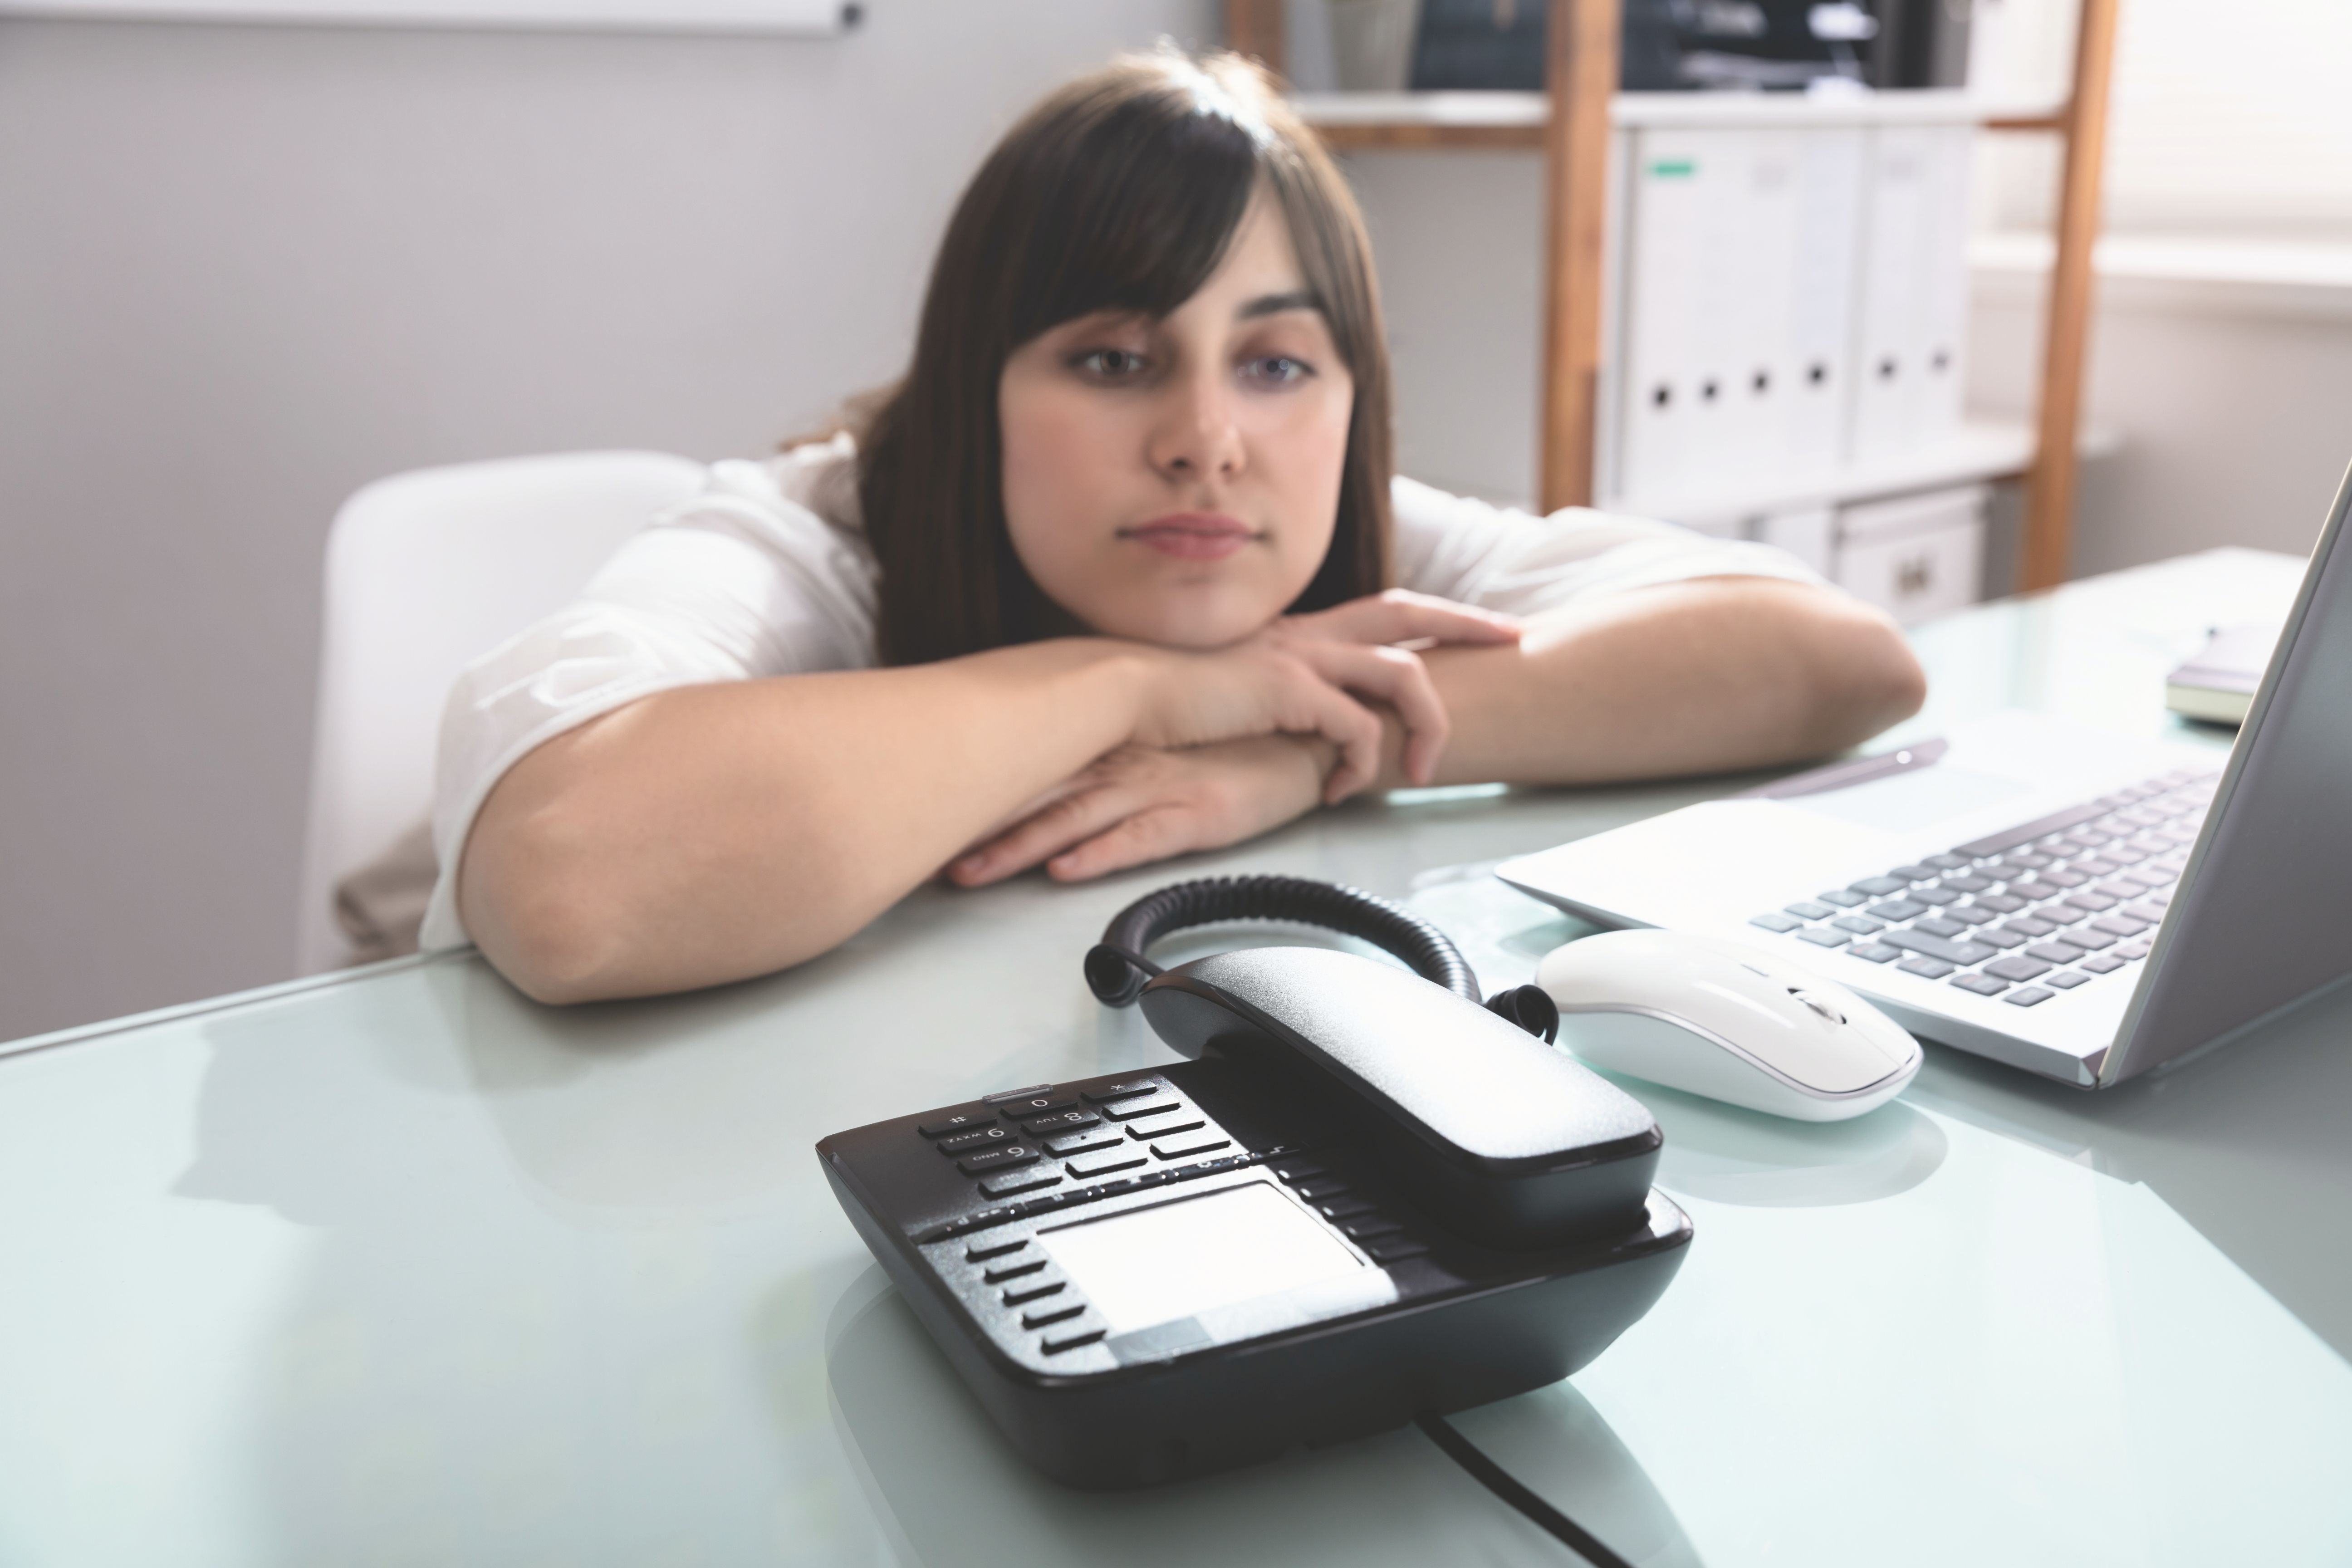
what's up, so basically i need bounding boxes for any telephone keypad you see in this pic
[977,1167,1062,1198]
[957,1145,1038,1175]
[936,1125,1017,1156]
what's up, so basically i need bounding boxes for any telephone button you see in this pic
[1023,1108,1102,1136]
[1003,1278,1065,1306]
[936,1126,1016,1156]
[986,1088,1080,1117]
[982,1083,1055,1105]
[1022,1303,1085,1330]
[1150,1134,1232,1161]
[1341,1217,1403,1241]
[1365,1237,1429,1263]
[1290,1177,1351,1202]
[957,1145,1039,1175]
[1042,1130,1123,1157]
[1273,1161,1328,1183]
[965,1238,1029,1263]
[916,1107,995,1138]
[982,1259,1047,1284]
[1103,1098,1189,1122]
[1317,1196,1378,1220]
[1040,1326,1107,1353]
[1065,1151,1147,1179]
[977,1167,1062,1198]
[1126,1118,1207,1142]
[1083,1080,1160,1104]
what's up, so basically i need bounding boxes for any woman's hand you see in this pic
[1126,591,1520,802]
[946,736,1330,887]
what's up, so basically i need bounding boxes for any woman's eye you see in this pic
[1077,348,1147,378]
[1244,355,1313,386]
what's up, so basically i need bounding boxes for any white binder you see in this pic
[1785,127,1865,475]
[1913,124,1976,445]
[1848,125,1934,464]
[1615,128,1715,502]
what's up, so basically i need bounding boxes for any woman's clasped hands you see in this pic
[947,590,1521,887]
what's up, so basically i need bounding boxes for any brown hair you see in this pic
[856,49,1394,667]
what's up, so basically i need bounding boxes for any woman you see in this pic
[426,49,1924,1004]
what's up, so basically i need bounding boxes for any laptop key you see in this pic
[2002,986,2054,1007]
[1945,905,1996,925]
[2079,953,2126,973]
[1784,900,1837,920]
[1833,915,1886,935]
[1869,898,1928,921]
[1818,889,1869,908]
[2044,970,2091,989]
[1795,927,1851,948]
[1848,943,1901,963]
[1886,930,1998,966]
[2027,942,2088,965]
[2091,915,2151,938]
[1850,876,1907,897]
[2070,858,2120,877]
[2042,868,2089,888]
[1951,973,2010,996]
[2115,942,2152,960]
[2123,902,2169,924]
[1971,892,2027,913]
[1999,852,2053,871]
[1985,955,2053,983]
[2006,880,2062,902]
[2063,926,2118,950]
[1912,887,1960,906]
[1750,912,1804,933]
[1925,853,1970,870]
[2064,891,2118,912]
[1897,956,1955,979]
[1973,926,2025,949]
[1939,873,1993,893]
[2001,916,2058,939]
[1912,916,1966,938]
[1888,864,1939,884]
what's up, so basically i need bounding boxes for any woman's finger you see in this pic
[1287,640,1448,787]
[1271,661,1386,800]
[1289,588,1522,649]
[948,762,1152,886]
[1048,804,1201,882]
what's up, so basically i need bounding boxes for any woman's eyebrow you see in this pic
[1236,289,1323,321]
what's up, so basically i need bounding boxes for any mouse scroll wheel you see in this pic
[1792,989,1847,1026]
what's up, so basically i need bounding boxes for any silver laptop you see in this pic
[1497,462,2352,1088]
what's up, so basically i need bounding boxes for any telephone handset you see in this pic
[815,876,1691,1489]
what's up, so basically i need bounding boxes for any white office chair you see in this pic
[296,450,707,974]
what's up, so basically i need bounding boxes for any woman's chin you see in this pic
[1089,598,1285,652]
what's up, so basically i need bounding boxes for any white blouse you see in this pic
[420,435,1823,951]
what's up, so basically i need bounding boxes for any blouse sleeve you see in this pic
[417,453,877,952]
[1388,475,1827,617]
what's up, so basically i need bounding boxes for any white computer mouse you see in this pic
[1534,930,1921,1121]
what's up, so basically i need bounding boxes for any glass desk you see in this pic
[4,549,2346,1566]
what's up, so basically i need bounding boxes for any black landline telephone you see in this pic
[815,876,1692,1494]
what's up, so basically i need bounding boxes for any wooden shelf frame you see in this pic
[1223,0,2118,592]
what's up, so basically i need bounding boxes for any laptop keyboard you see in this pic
[1749,766,2222,1008]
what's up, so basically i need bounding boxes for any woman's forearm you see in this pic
[459,639,1160,1003]
[1400,578,1926,787]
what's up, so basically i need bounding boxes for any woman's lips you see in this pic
[1119,513,1259,561]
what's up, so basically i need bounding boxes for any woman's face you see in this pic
[997,191,1356,650]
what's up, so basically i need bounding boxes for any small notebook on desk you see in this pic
[2166,622,2282,725]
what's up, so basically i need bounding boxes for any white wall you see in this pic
[0,2,1212,1042]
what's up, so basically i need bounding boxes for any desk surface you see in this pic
[5,549,2347,1568]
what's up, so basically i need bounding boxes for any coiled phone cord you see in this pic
[1083,873,1557,1042]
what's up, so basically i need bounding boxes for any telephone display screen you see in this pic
[1036,1182,1365,1335]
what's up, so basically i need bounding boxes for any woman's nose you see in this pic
[1147,368,1245,483]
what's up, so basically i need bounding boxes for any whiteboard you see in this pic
[0,0,855,31]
